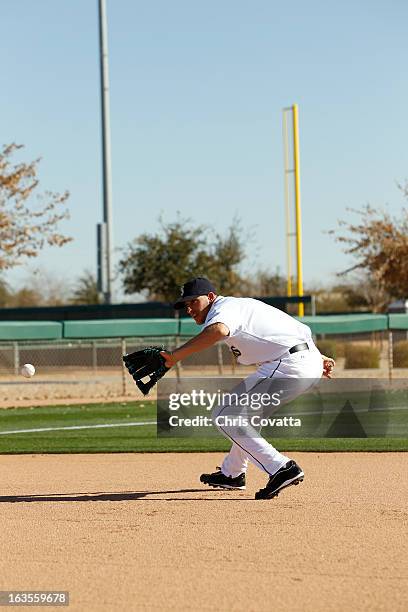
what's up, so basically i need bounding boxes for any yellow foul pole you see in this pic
[282,110,292,297]
[292,104,304,316]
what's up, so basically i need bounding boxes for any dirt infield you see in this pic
[1,452,407,611]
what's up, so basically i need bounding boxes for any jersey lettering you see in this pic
[230,346,242,358]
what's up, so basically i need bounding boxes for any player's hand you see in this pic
[160,351,178,368]
[321,355,335,378]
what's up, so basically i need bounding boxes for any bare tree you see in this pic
[12,268,71,306]
[0,143,71,270]
[0,277,11,307]
[251,268,287,297]
[331,200,408,311]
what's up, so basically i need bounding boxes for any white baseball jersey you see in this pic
[202,296,313,365]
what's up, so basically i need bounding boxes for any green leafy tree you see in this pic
[71,270,101,305]
[119,217,247,302]
[0,143,71,270]
[208,225,247,295]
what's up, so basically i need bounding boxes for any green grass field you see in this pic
[0,400,407,453]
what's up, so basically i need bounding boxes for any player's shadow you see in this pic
[0,489,250,503]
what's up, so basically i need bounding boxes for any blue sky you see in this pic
[1,0,407,299]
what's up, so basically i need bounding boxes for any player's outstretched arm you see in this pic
[160,323,229,368]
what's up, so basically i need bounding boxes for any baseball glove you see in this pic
[122,346,170,395]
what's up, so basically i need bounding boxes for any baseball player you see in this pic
[161,277,335,500]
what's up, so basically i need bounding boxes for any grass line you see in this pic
[0,401,406,454]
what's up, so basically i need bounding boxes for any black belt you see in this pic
[289,342,309,354]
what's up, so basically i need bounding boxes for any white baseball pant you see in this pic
[213,343,324,477]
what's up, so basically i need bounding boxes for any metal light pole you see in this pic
[97,0,113,303]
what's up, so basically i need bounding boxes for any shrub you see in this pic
[316,340,337,360]
[344,344,380,369]
[393,341,408,367]
[335,342,346,358]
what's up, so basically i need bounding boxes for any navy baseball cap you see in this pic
[174,277,217,309]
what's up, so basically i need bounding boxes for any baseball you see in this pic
[21,363,36,378]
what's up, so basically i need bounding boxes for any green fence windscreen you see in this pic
[63,318,179,339]
[1,314,406,341]
[388,314,408,330]
[300,314,388,335]
[0,321,63,341]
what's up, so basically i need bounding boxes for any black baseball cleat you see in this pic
[255,460,304,500]
[200,469,246,490]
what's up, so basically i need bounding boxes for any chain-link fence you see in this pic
[0,336,244,374]
[1,331,407,406]
[0,336,252,405]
